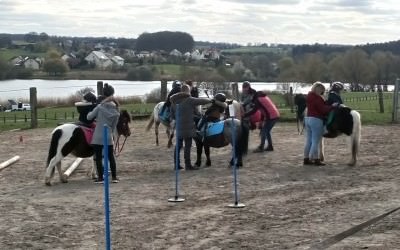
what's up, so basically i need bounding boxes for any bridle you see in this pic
[114,113,131,157]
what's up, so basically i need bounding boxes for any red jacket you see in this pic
[306,91,332,119]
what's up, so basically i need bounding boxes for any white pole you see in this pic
[0,155,20,170]
[0,156,20,171]
[63,158,84,178]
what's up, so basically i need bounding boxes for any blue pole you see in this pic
[174,104,180,199]
[230,117,239,205]
[103,125,111,250]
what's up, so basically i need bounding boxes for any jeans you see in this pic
[93,145,117,180]
[304,117,324,160]
[174,137,193,168]
[259,118,278,148]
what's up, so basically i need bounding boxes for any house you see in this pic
[136,51,151,58]
[23,58,40,70]
[169,49,182,57]
[84,51,113,69]
[111,56,125,66]
[190,50,204,60]
[9,56,24,66]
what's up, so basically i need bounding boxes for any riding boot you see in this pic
[265,145,274,151]
[313,159,326,166]
[303,158,313,165]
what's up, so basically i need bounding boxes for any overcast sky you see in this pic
[0,0,399,45]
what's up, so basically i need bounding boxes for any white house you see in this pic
[190,50,204,60]
[111,56,125,66]
[169,49,182,57]
[85,51,113,69]
[24,58,40,70]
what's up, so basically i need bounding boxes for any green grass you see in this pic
[0,48,47,61]
[0,103,156,132]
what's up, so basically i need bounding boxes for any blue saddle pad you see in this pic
[205,121,224,137]
[158,106,170,124]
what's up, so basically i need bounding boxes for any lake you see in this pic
[0,79,316,101]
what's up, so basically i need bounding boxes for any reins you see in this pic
[114,135,128,157]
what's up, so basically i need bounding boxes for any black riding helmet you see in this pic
[83,92,97,104]
[214,93,226,103]
[331,82,344,92]
[172,80,181,89]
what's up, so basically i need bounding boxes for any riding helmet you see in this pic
[214,93,226,103]
[103,83,115,97]
[83,92,97,103]
[331,82,344,92]
[172,80,181,89]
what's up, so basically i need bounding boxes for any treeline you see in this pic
[135,31,194,52]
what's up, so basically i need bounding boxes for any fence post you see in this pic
[97,81,104,97]
[231,82,239,101]
[392,79,400,123]
[161,79,168,101]
[289,86,294,113]
[30,87,38,128]
[377,85,384,113]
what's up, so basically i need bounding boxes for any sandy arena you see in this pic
[0,120,399,250]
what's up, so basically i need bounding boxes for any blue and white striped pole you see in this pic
[228,105,245,208]
[103,125,111,250]
[168,104,185,202]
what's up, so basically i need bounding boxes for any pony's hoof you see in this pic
[194,161,201,168]
[348,161,356,167]
[45,181,51,186]
[206,160,211,167]
[167,142,173,148]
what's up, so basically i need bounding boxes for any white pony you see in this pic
[146,101,175,147]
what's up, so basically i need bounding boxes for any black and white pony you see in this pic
[320,106,361,166]
[194,100,249,168]
[146,101,175,147]
[45,110,132,186]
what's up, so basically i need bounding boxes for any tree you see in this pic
[136,31,194,53]
[277,57,298,82]
[297,53,327,83]
[43,58,69,76]
[341,48,377,90]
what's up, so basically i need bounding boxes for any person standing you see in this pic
[241,81,257,113]
[303,82,336,166]
[87,83,120,183]
[170,84,212,170]
[243,91,280,152]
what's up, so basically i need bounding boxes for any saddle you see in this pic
[79,125,95,144]
[198,120,226,147]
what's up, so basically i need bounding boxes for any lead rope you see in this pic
[114,135,128,157]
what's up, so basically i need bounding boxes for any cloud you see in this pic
[222,0,300,4]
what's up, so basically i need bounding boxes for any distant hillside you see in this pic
[291,40,400,57]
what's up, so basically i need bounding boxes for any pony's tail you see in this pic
[239,121,250,155]
[146,113,155,131]
[47,129,62,166]
[349,110,361,166]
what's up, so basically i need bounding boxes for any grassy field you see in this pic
[0,48,47,61]
[0,91,396,132]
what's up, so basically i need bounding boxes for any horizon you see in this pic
[1,1,399,46]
